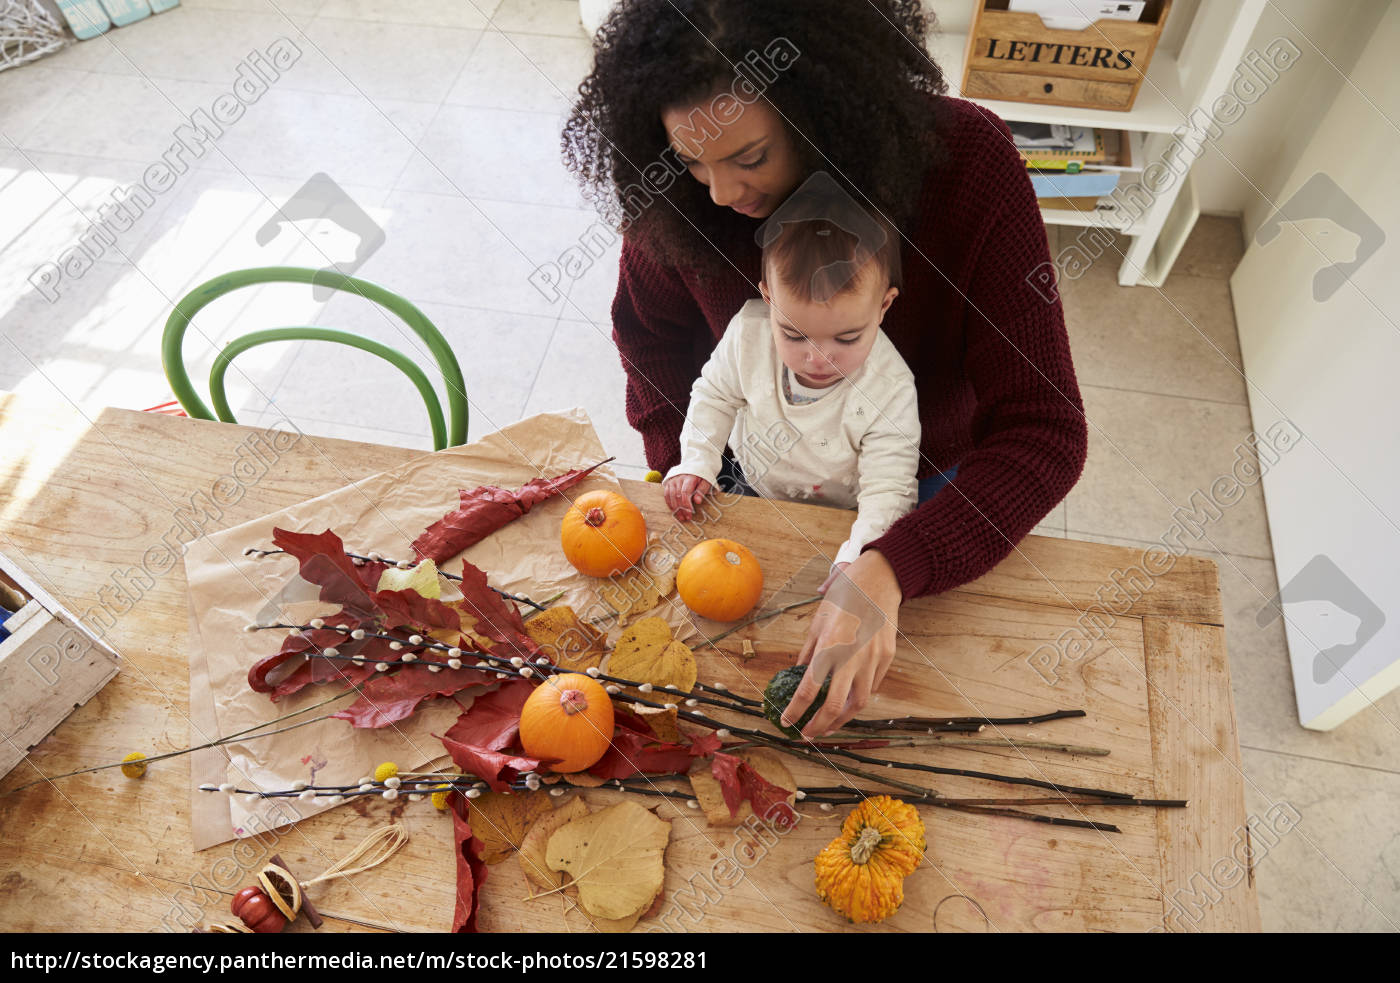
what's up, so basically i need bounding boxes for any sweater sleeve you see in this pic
[666,312,747,488]
[835,373,922,568]
[864,113,1088,599]
[612,235,707,473]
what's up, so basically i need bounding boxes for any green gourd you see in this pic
[763,665,831,739]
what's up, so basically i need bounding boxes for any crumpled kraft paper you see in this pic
[184,408,689,850]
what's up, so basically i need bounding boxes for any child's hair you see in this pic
[761,215,903,305]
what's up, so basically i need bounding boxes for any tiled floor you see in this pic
[2,0,1395,931]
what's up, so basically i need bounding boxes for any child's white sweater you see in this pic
[667,299,921,567]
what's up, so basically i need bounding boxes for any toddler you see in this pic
[663,213,921,584]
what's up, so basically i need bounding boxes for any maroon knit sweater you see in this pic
[611,97,1087,600]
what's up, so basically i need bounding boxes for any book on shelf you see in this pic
[1012,124,1132,172]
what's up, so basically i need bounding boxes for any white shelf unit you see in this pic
[930,0,1269,286]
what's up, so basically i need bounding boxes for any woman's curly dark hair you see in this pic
[562,0,948,273]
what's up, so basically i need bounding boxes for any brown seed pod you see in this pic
[257,864,303,922]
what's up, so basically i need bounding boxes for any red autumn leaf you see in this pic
[453,561,539,660]
[448,793,489,932]
[271,528,380,617]
[611,707,659,739]
[331,664,496,729]
[710,752,798,829]
[411,459,613,564]
[374,588,462,634]
[443,680,534,751]
[587,730,702,781]
[248,614,366,697]
[688,731,723,757]
[440,737,543,793]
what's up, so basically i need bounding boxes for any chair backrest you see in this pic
[161,266,468,449]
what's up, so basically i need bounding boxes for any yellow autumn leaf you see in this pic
[608,617,697,698]
[469,790,554,865]
[598,555,677,626]
[518,797,591,893]
[376,559,441,599]
[525,605,607,672]
[546,800,671,921]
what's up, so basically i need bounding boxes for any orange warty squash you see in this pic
[519,673,615,773]
[813,795,925,924]
[676,538,763,622]
[560,490,647,578]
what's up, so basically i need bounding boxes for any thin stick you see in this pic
[843,709,1087,732]
[3,691,355,795]
[691,594,825,650]
[816,735,1112,756]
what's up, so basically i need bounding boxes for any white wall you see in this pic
[1192,0,1390,233]
[1230,0,1400,729]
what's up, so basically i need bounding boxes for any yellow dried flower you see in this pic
[644,470,663,483]
[431,784,453,811]
[120,752,147,779]
[374,761,399,782]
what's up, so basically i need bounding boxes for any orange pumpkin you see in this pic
[676,539,764,622]
[519,673,615,773]
[560,490,647,578]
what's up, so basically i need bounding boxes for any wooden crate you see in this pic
[0,551,120,779]
[961,0,1173,111]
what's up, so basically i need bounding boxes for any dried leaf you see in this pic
[563,772,607,788]
[608,618,696,699]
[376,559,441,599]
[448,793,488,932]
[546,800,670,920]
[705,751,798,829]
[598,556,676,626]
[469,790,554,865]
[587,730,703,781]
[412,460,611,564]
[331,664,494,729]
[633,706,680,744]
[518,797,590,892]
[437,680,548,791]
[689,749,796,827]
[374,587,462,634]
[443,679,533,751]
[525,605,607,672]
[454,561,539,660]
[270,528,380,617]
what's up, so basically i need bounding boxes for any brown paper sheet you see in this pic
[183,408,689,850]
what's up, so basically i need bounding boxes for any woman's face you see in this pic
[661,94,803,219]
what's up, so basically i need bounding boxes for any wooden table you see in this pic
[0,392,1260,933]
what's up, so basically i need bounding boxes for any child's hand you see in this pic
[818,561,851,594]
[663,473,712,521]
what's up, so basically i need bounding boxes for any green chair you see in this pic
[161,266,468,449]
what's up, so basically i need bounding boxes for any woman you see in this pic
[562,0,1087,737]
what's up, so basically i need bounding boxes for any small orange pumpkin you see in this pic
[676,538,764,622]
[519,673,615,773]
[560,490,647,578]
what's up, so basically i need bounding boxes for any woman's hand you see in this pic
[781,550,904,739]
[663,473,712,521]
[817,561,850,594]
